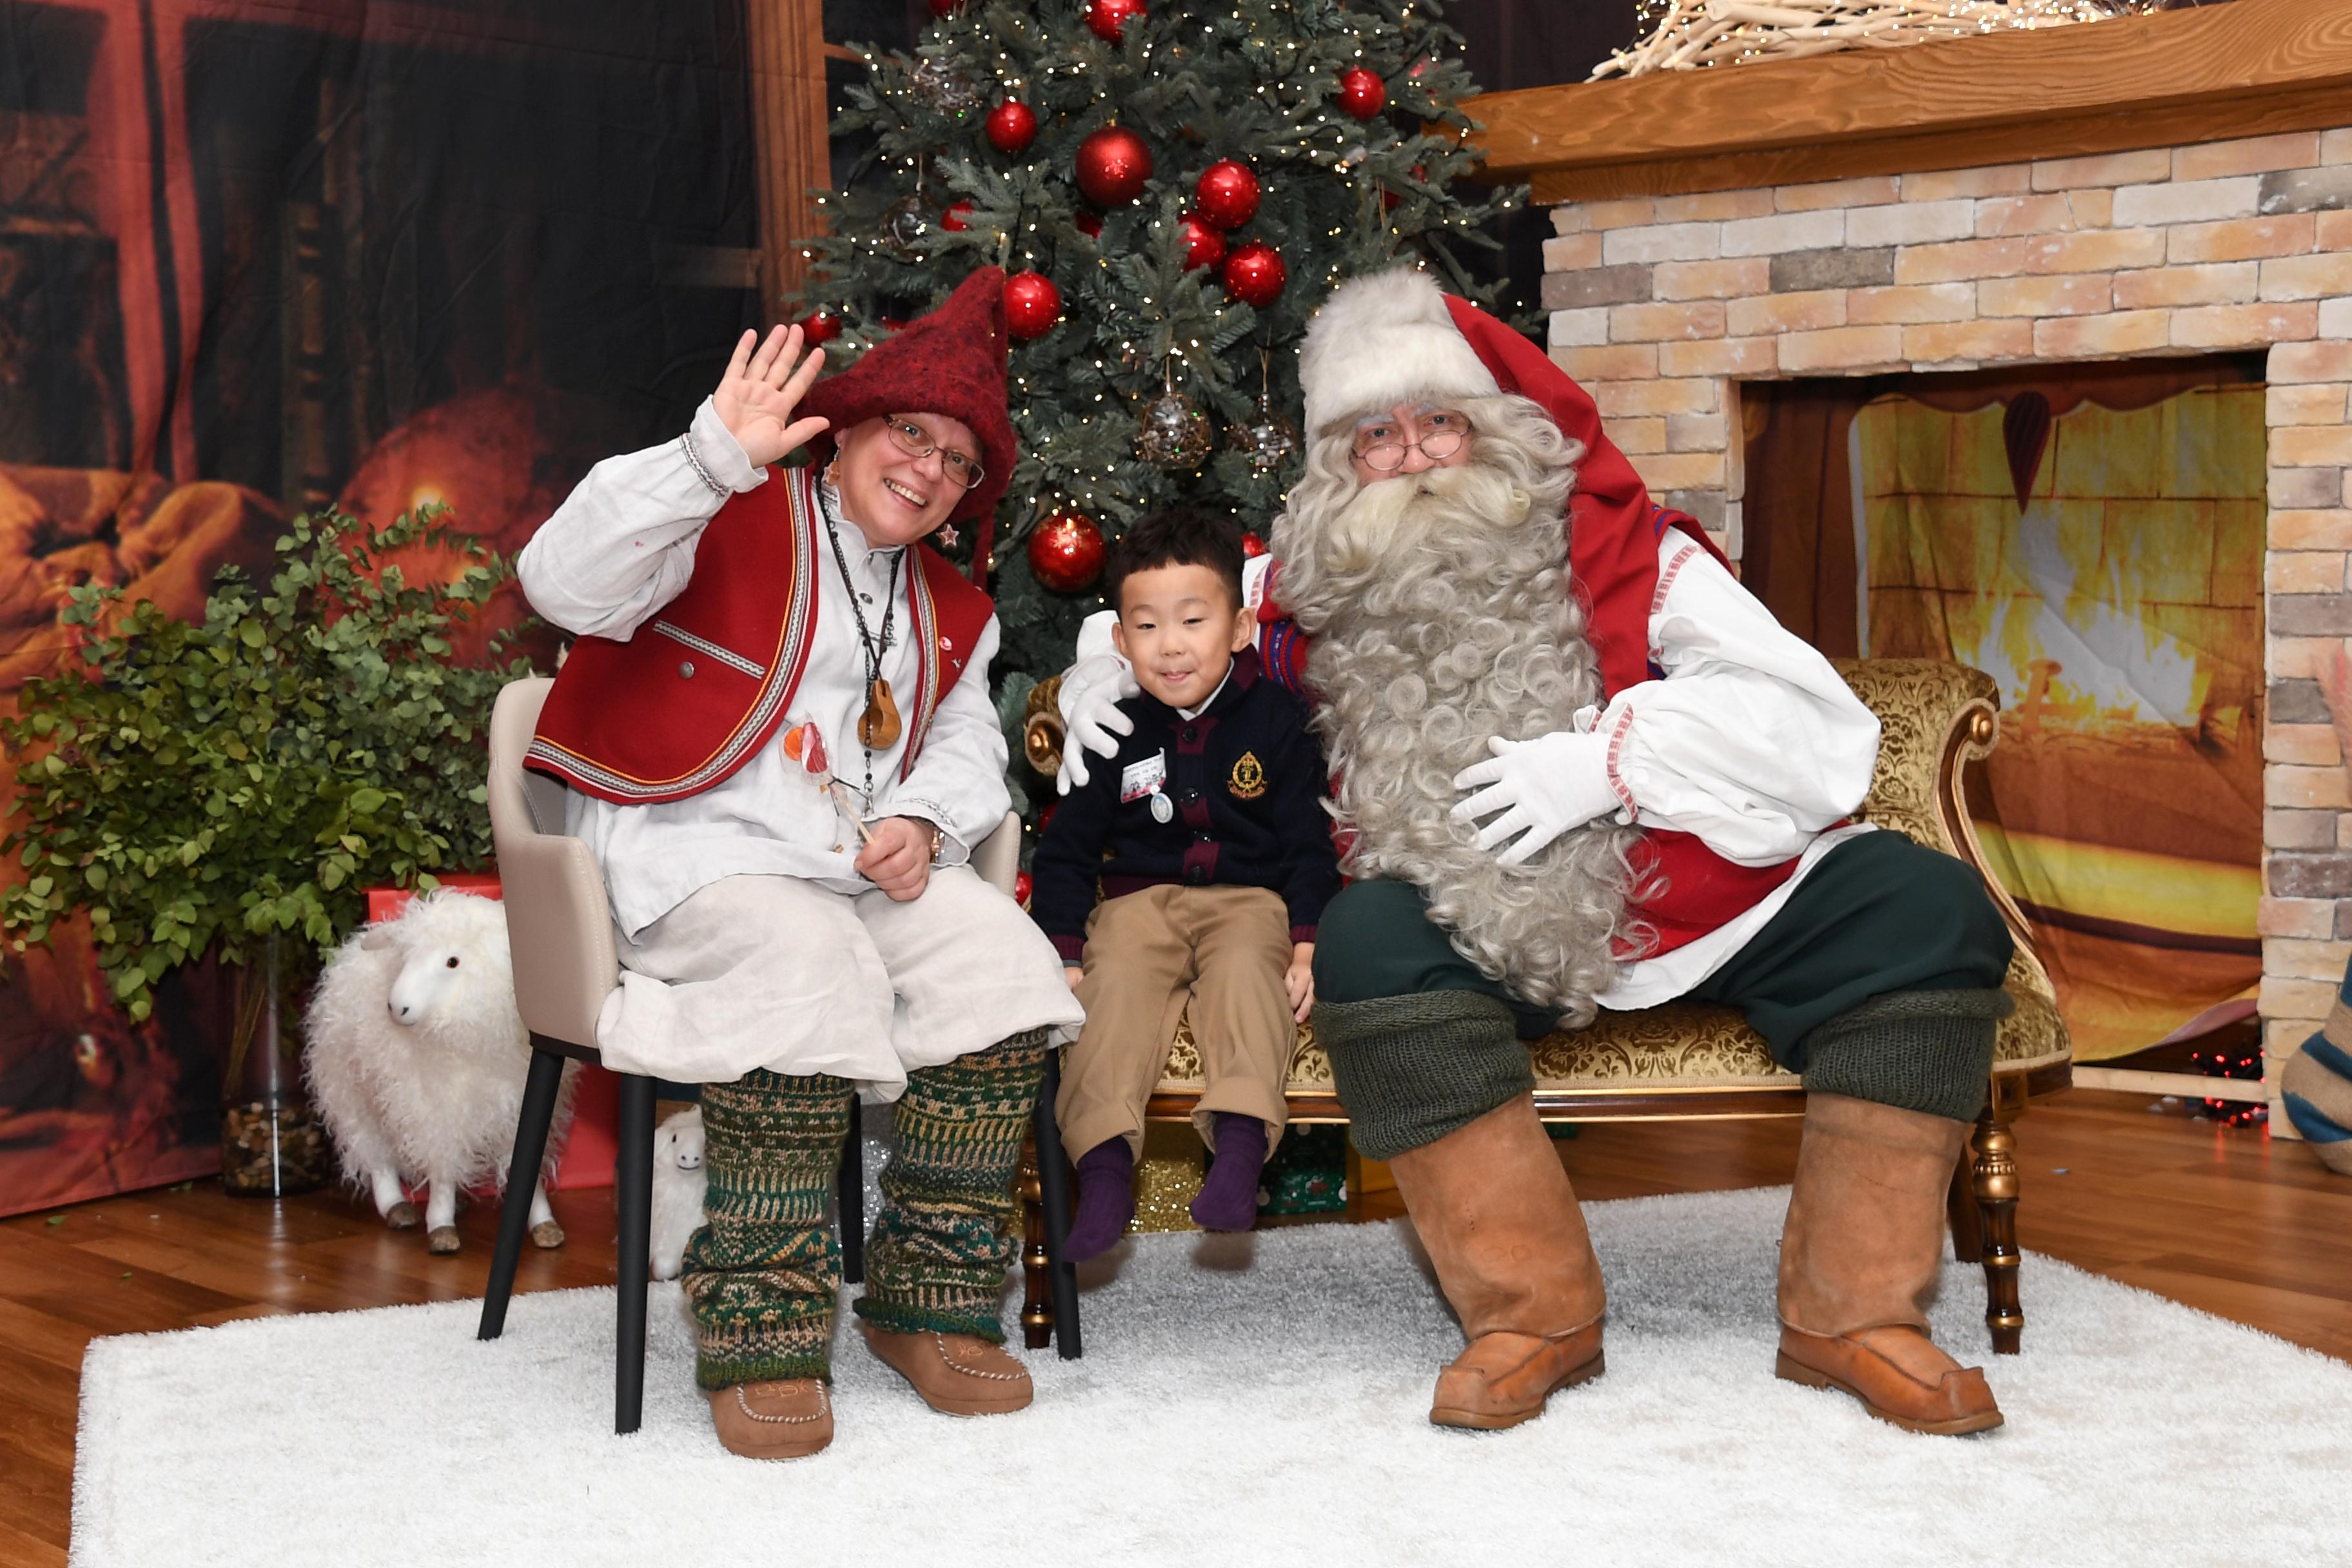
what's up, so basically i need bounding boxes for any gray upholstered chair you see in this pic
[475,675,1079,1434]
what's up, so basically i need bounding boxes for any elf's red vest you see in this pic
[1257,298,1809,961]
[527,464,995,805]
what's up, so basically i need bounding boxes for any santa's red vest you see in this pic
[527,464,995,805]
[1257,299,1807,961]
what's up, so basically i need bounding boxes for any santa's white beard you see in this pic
[1275,457,1635,1026]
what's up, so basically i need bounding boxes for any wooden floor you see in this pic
[3,1088,2346,1565]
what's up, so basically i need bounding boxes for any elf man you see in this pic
[520,267,1083,1460]
[1058,266,2016,1436]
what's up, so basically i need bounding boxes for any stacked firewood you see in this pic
[1590,0,2136,79]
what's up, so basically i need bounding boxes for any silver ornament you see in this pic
[1135,388,1213,469]
[1227,408,1300,475]
[911,58,980,115]
[881,194,929,255]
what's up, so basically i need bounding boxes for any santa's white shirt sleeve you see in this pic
[516,403,1006,941]
[1585,533,1880,1010]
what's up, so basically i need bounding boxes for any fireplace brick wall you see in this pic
[1540,130,2352,1107]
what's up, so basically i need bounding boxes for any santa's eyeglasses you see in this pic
[884,415,986,490]
[1352,409,1473,471]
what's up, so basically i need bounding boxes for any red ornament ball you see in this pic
[1014,870,1034,908]
[1003,271,1062,339]
[1338,66,1387,119]
[796,308,841,345]
[928,0,963,14]
[985,99,1037,154]
[1222,240,1286,308]
[940,201,974,231]
[1240,532,1268,558]
[1086,0,1145,44]
[1028,510,1105,593]
[1076,126,1153,207]
[1179,212,1225,271]
[1075,210,1104,239]
[1193,159,1260,230]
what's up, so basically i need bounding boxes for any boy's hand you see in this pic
[1286,942,1316,1024]
[714,324,830,468]
[1064,965,1086,992]
[857,817,933,901]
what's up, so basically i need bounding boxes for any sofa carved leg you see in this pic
[1019,1133,1053,1351]
[1946,1146,1984,1264]
[1970,1102,2023,1355]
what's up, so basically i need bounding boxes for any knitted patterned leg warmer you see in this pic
[855,1029,1051,1342]
[682,1067,854,1389]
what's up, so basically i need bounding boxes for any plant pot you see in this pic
[220,934,328,1197]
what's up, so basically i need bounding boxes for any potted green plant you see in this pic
[1,506,532,1195]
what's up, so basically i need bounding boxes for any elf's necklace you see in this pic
[820,476,905,755]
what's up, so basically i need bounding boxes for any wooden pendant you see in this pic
[859,677,903,750]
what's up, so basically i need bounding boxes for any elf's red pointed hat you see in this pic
[799,265,1015,582]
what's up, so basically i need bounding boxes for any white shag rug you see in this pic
[73,1186,2351,1568]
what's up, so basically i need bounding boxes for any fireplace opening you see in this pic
[1740,355,2269,1067]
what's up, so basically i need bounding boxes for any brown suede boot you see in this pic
[705,1378,834,1459]
[1775,1092,2003,1436]
[1388,1093,1607,1431]
[858,1322,1034,1416]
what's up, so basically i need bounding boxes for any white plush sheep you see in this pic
[649,1105,709,1281]
[305,890,576,1255]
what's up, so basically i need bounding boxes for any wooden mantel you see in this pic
[1464,0,2352,202]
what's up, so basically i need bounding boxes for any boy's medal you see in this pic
[1150,788,1174,824]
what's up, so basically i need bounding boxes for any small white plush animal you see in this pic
[305,890,576,1255]
[650,1105,709,1281]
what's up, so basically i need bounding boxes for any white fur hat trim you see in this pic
[1298,266,1500,436]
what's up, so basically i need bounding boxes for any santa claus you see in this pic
[1059,266,2015,1436]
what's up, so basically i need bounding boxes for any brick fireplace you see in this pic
[1469,0,2352,1115]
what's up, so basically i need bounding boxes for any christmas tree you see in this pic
[792,0,1524,691]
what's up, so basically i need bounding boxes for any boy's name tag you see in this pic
[1120,752,1168,803]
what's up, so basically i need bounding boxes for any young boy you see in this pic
[1031,509,1342,1257]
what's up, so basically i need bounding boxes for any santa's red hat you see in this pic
[800,266,1015,584]
[1295,264,1722,697]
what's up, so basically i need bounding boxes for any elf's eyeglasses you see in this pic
[885,416,986,490]
[1352,408,1472,471]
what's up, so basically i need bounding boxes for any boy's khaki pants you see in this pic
[1057,884,1297,1160]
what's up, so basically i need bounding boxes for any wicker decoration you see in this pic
[1592,0,2132,79]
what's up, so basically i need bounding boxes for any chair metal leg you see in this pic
[478,1046,567,1342]
[838,1099,865,1287]
[615,1072,656,1434]
[1031,1051,1082,1360]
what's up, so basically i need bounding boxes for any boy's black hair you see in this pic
[1104,507,1246,614]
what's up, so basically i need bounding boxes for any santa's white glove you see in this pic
[1056,652,1141,794]
[1451,731,1624,867]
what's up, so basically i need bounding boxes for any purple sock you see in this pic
[1061,1137,1135,1261]
[1189,1113,1269,1232]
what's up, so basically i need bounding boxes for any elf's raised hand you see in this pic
[713,324,830,469]
[1451,731,1623,866]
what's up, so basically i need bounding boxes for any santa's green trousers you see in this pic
[682,1030,1049,1388]
[1310,832,2015,1161]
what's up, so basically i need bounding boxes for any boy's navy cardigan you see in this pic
[1030,648,1343,963]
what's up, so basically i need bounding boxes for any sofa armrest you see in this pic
[495,830,618,1051]
[972,809,1022,898]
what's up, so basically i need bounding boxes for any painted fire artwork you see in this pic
[0,0,757,1213]
[1858,385,2267,1059]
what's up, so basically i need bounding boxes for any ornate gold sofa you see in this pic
[1018,659,2073,1355]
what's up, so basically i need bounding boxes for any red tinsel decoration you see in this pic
[1193,159,1260,230]
[1076,125,1153,207]
[1337,66,1387,119]
[1179,212,1225,271]
[1027,510,1104,592]
[1086,0,1145,44]
[985,99,1037,153]
[1003,271,1062,339]
[1222,240,1286,308]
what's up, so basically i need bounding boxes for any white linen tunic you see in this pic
[517,401,1083,1093]
[1075,530,1882,1012]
